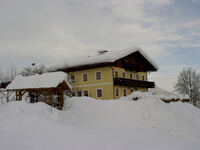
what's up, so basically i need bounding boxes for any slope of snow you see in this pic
[63,97,200,143]
[0,95,200,150]
[6,72,71,90]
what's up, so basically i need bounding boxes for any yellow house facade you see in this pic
[52,47,158,99]
[69,67,148,99]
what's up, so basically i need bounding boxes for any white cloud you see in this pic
[0,0,198,61]
[0,0,199,90]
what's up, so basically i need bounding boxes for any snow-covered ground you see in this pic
[0,93,200,150]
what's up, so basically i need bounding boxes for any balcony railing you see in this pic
[114,78,155,88]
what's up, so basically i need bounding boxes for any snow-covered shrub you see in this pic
[20,64,46,76]
[127,91,152,101]
[175,68,200,106]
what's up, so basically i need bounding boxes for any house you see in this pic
[48,47,158,99]
[6,72,71,109]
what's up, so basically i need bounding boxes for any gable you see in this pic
[114,51,158,72]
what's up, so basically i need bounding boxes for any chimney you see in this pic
[97,49,108,55]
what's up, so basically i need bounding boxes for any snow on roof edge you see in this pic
[46,47,159,72]
[6,72,71,90]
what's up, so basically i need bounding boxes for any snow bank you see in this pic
[6,72,71,90]
[62,96,200,144]
[0,95,200,150]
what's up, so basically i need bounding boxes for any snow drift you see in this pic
[0,93,200,150]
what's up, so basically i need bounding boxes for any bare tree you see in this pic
[0,65,17,83]
[175,68,200,106]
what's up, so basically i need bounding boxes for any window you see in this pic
[97,89,102,97]
[83,73,88,82]
[114,71,118,78]
[72,91,76,97]
[84,90,89,96]
[96,72,102,80]
[77,91,82,97]
[130,88,134,93]
[136,74,139,80]
[71,74,75,81]
[116,88,119,97]
[130,73,133,79]
[142,76,145,81]
[122,72,126,78]
[123,89,127,96]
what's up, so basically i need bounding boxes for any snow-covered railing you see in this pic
[0,89,15,104]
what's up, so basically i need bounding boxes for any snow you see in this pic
[0,93,200,150]
[6,72,71,90]
[47,47,158,72]
[149,86,186,101]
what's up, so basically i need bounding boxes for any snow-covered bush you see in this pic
[20,64,46,76]
[175,68,200,106]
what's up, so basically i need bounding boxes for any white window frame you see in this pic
[142,76,145,81]
[71,74,75,82]
[95,71,102,80]
[136,74,139,80]
[130,73,133,79]
[72,91,76,96]
[114,71,118,78]
[96,88,103,98]
[123,88,127,96]
[83,90,89,97]
[77,90,82,97]
[82,73,88,82]
[115,88,120,97]
[122,72,126,78]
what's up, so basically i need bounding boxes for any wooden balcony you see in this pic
[114,78,155,88]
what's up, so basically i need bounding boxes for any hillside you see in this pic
[0,92,200,150]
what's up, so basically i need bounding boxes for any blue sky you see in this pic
[0,0,199,91]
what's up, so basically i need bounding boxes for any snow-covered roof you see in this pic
[47,47,158,72]
[6,72,71,90]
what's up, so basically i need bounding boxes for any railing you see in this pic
[114,78,155,88]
